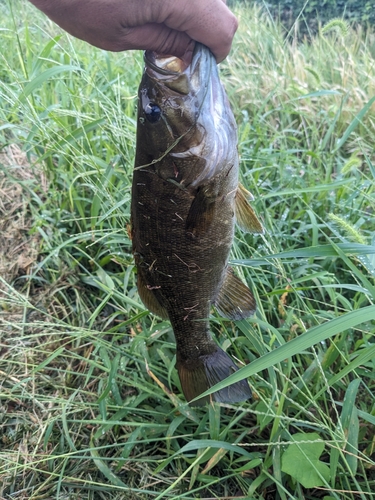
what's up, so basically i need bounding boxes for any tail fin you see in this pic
[177,348,251,406]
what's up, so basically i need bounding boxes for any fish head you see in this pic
[138,45,208,153]
[136,44,238,188]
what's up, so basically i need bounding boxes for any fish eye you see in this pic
[144,102,161,123]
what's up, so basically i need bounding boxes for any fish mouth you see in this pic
[144,43,213,94]
[145,42,206,74]
[144,53,190,75]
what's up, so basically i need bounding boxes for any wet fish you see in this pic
[131,44,263,405]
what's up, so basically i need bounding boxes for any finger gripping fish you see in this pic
[131,44,263,405]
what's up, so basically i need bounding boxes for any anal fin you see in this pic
[235,183,264,234]
[177,347,252,406]
[137,272,169,319]
[215,266,256,320]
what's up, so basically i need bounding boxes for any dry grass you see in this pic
[0,145,44,289]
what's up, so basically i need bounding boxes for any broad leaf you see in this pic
[281,432,330,488]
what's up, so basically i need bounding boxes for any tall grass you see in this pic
[0,2,375,499]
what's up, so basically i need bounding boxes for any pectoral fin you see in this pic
[185,186,216,238]
[215,266,256,320]
[137,272,169,319]
[235,183,264,234]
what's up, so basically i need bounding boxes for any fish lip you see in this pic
[144,51,182,77]
[144,43,212,81]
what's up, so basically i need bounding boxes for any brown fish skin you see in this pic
[131,44,260,405]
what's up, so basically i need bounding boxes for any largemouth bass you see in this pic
[131,44,263,405]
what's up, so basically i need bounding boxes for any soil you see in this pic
[0,144,46,323]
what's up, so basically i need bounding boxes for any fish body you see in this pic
[131,44,262,404]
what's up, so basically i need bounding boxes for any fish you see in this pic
[130,43,263,405]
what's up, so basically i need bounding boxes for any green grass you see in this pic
[1,1,375,499]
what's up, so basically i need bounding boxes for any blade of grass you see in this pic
[333,96,375,152]
[192,306,375,402]
[18,64,82,103]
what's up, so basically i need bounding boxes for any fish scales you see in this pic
[131,44,262,405]
[133,160,234,352]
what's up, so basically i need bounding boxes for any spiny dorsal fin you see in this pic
[185,186,216,238]
[177,347,252,406]
[137,272,169,319]
[235,183,264,234]
[215,266,256,320]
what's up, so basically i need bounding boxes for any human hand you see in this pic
[28,0,238,62]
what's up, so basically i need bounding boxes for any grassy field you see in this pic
[1,1,375,499]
